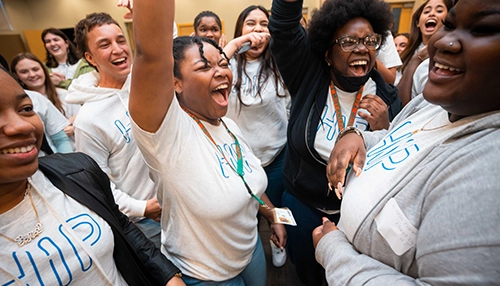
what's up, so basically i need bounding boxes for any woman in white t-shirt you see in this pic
[222,5,290,267]
[123,0,286,284]
[11,53,79,144]
[0,66,184,286]
[41,28,94,90]
[397,0,452,105]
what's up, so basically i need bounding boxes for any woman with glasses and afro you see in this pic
[268,0,401,284]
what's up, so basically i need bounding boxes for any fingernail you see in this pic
[335,188,341,200]
[356,168,362,177]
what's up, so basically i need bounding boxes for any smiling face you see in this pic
[394,35,409,55]
[240,9,269,61]
[327,18,377,88]
[423,0,500,121]
[13,58,46,92]
[417,0,449,45]
[43,32,69,63]
[195,16,222,43]
[174,43,232,125]
[84,24,130,88]
[0,69,42,187]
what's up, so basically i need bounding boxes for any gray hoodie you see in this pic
[316,95,500,285]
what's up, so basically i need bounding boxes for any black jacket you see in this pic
[269,0,401,210]
[39,152,179,286]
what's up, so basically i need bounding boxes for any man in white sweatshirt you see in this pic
[66,12,163,247]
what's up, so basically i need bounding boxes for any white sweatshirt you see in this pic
[66,71,157,220]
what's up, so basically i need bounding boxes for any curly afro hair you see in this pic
[308,0,393,56]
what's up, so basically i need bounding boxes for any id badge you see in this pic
[272,207,297,226]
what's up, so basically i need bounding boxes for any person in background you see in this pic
[397,0,452,105]
[42,28,94,89]
[11,53,79,142]
[223,4,290,268]
[0,65,183,286]
[123,0,286,284]
[374,31,402,84]
[65,12,163,248]
[26,89,73,156]
[393,32,410,85]
[394,32,410,55]
[314,0,500,284]
[268,0,400,284]
[191,10,227,48]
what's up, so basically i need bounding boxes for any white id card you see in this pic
[273,207,297,226]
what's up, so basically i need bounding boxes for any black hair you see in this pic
[232,5,286,108]
[193,11,222,31]
[308,0,393,57]
[42,28,80,68]
[173,36,228,80]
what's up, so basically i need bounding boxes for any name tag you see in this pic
[374,198,418,256]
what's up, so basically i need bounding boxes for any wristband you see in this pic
[335,126,365,148]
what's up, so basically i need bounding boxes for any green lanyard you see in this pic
[181,107,267,207]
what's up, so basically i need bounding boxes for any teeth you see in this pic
[1,144,35,154]
[350,60,367,66]
[426,19,437,24]
[214,84,228,91]
[112,58,126,64]
[435,62,463,72]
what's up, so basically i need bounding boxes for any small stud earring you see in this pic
[449,42,453,46]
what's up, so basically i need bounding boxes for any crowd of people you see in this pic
[0,0,499,285]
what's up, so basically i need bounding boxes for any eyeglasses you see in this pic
[334,34,382,52]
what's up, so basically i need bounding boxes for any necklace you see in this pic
[180,106,270,209]
[412,113,451,135]
[330,82,364,131]
[0,183,44,247]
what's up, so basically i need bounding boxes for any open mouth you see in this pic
[349,60,368,76]
[51,46,61,52]
[111,57,128,68]
[434,62,464,75]
[1,144,35,154]
[425,19,437,32]
[212,83,229,106]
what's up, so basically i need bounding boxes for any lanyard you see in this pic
[330,82,364,131]
[181,107,268,207]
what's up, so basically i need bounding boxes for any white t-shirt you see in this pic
[377,32,402,71]
[339,104,474,248]
[226,58,290,166]
[314,79,377,161]
[26,90,70,156]
[52,59,81,80]
[131,97,268,281]
[412,58,430,100]
[0,171,126,286]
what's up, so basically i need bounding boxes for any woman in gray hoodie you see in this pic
[313,0,500,284]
